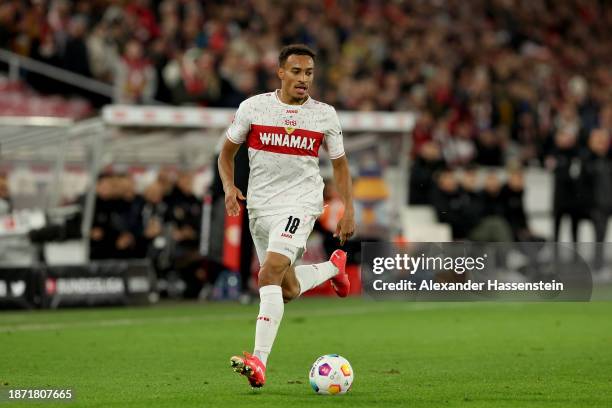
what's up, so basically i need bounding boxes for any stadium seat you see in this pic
[404,223,452,242]
[44,241,87,266]
[401,205,437,226]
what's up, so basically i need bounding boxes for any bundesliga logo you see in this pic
[259,132,316,151]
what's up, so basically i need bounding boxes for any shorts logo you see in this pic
[281,232,293,239]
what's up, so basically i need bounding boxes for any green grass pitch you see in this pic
[1,299,611,407]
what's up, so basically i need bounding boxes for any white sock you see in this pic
[295,261,338,296]
[253,285,284,367]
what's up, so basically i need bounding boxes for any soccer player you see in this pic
[218,44,355,388]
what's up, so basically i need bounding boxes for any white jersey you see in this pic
[226,90,345,219]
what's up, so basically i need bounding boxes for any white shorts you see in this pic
[249,210,317,265]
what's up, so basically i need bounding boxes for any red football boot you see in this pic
[230,352,266,388]
[329,249,350,297]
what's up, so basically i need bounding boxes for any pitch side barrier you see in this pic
[0,260,156,309]
[101,105,416,132]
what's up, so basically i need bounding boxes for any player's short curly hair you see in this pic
[278,44,316,67]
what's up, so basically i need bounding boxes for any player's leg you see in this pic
[251,250,291,369]
[280,263,301,303]
[231,213,349,387]
[232,217,289,387]
[281,250,349,301]
[271,212,349,303]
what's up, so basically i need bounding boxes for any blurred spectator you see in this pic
[153,167,174,201]
[458,166,483,237]
[114,39,156,104]
[443,121,476,167]
[136,180,169,268]
[599,103,612,136]
[63,15,91,79]
[124,0,159,43]
[149,36,172,103]
[481,171,506,218]
[408,141,444,205]
[87,22,119,83]
[462,168,513,242]
[514,111,539,165]
[502,167,544,242]
[0,4,17,51]
[140,182,167,245]
[89,174,116,259]
[547,129,582,243]
[475,128,505,166]
[166,171,204,296]
[431,168,470,240]
[578,128,612,269]
[113,173,143,259]
[0,173,11,215]
[166,171,201,246]
[411,112,434,158]
[164,48,221,106]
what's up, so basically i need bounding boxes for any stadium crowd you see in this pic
[1,0,611,151]
[1,0,611,156]
[410,126,612,247]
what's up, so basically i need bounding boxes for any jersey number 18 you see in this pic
[285,216,300,234]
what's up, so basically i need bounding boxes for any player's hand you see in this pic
[224,185,246,216]
[334,211,355,245]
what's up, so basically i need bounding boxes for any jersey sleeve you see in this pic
[225,100,251,144]
[325,108,345,159]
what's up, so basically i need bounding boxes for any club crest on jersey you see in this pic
[285,126,295,134]
[259,132,316,151]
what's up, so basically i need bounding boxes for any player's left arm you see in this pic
[325,106,354,245]
[331,155,355,245]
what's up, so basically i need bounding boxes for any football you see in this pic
[309,354,354,395]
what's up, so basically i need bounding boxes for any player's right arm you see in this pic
[218,101,251,216]
[218,139,245,216]
[325,107,355,245]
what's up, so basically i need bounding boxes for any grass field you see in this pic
[1,298,612,407]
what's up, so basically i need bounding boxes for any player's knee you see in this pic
[282,284,299,303]
[258,253,291,287]
[260,259,287,277]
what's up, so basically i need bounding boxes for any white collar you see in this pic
[274,89,310,107]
